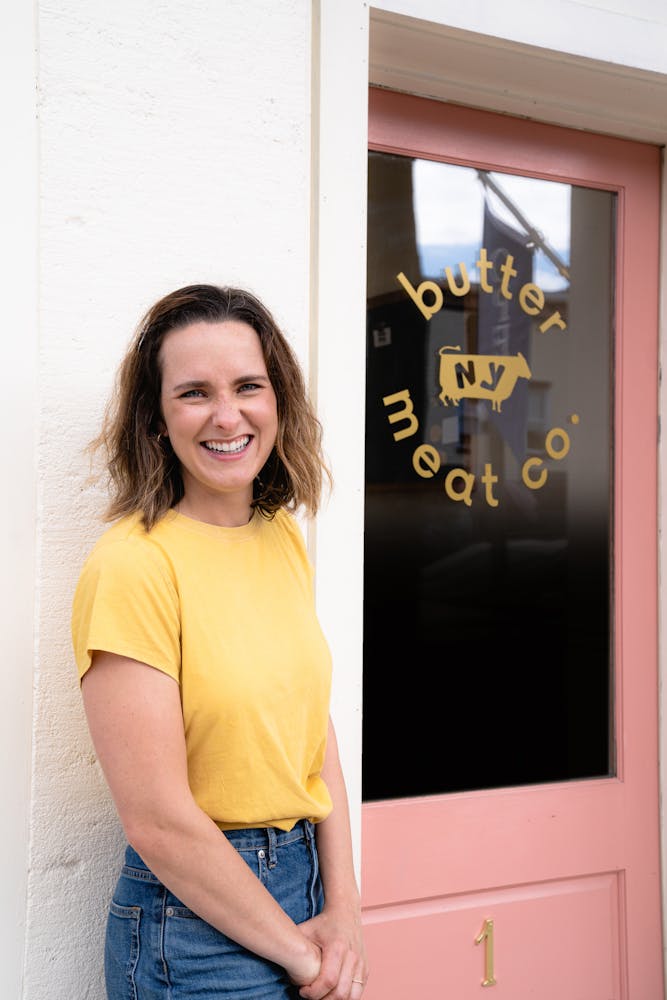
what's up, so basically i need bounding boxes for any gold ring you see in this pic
[352,979,364,986]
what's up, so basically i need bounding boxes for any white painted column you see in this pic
[310,0,370,870]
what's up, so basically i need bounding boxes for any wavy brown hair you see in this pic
[94,284,329,530]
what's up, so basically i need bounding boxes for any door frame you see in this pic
[360,87,661,998]
[311,0,667,964]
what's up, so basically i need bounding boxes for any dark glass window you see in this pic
[363,152,615,801]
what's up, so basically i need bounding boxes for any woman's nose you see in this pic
[211,397,240,428]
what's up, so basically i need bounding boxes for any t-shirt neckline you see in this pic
[165,508,263,541]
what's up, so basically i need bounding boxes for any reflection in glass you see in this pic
[363,152,614,801]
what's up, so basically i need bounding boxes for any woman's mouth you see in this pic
[202,436,251,455]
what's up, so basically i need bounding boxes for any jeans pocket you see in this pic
[105,902,142,1000]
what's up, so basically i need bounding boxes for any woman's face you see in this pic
[159,319,278,525]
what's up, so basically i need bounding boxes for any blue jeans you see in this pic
[105,821,324,999]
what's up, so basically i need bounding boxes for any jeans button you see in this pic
[258,849,266,859]
[165,907,174,917]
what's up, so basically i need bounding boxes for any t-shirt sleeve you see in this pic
[71,537,181,683]
[276,510,316,589]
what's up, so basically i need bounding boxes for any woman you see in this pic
[72,284,367,1000]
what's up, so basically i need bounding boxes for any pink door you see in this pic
[362,89,662,998]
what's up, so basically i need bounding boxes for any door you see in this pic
[361,88,662,998]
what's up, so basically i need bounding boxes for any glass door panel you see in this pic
[363,152,615,801]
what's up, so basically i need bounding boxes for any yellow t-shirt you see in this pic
[72,508,333,831]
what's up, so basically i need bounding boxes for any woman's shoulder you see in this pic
[90,511,146,544]
[72,514,181,683]
[270,507,306,545]
[85,512,150,556]
[267,508,314,577]
[80,512,176,582]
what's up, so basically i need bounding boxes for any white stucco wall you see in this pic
[25,1,314,995]
[5,0,667,996]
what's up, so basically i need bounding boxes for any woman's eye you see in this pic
[180,389,206,398]
[238,383,261,393]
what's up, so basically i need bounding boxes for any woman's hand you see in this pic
[300,717,369,999]
[296,902,368,1000]
[285,941,323,990]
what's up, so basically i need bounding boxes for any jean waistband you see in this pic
[220,819,315,852]
[123,819,314,880]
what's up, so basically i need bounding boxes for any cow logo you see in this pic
[437,346,531,412]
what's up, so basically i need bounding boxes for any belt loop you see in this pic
[267,826,277,868]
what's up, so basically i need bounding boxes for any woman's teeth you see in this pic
[203,437,250,454]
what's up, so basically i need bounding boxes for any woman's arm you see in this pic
[297,718,368,1000]
[82,651,321,986]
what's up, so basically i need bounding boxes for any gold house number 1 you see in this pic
[474,919,497,987]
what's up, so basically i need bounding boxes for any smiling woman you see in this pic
[72,285,367,1000]
[94,285,328,532]
[159,319,279,527]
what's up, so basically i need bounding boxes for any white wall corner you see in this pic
[310,0,370,875]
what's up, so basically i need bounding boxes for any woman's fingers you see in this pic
[301,950,367,1000]
[299,942,344,999]
[350,958,368,998]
